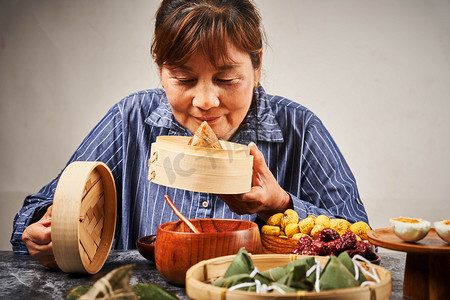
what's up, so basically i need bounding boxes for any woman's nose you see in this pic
[192,83,220,110]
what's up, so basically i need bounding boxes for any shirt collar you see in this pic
[144,90,189,136]
[230,85,284,145]
[144,86,284,144]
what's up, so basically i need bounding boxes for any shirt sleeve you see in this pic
[11,103,124,254]
[292,114,369,224]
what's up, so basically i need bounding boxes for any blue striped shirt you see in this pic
[11,86,369,254]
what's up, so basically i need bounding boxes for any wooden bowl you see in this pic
[155,219,262,286]
[186,254,392,299]
[261,234,299,254]
[52,161,117,274]
[136,234,156,262]
[148,136,253,194]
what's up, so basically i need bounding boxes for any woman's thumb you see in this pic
[248,142,265,167]
[248,142,268,187]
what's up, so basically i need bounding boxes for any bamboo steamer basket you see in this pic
[186,254,392,300]
[148,136,253,194]
[52,161,117,274]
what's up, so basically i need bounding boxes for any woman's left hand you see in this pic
[219,142,292,221]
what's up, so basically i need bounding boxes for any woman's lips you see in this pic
[195,116,221,124]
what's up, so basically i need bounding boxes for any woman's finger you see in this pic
[218,194,248,215]
[248,142,265,186]
[28,241,53,256]
[31,224,52,245]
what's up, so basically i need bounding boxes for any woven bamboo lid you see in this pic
[52,161,117,274]
[148,136,253,194]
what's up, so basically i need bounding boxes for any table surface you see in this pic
[0,250,408,299]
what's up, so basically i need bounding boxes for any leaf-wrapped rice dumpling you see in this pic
[211,248,374,294]
[337,251,367,284]
[223,247,254,278]
[213,248,271,291]
[188,121,222,149]
[319,254,360,291]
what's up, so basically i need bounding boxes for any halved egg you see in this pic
[389,217,431,242]
[434,220,450,243]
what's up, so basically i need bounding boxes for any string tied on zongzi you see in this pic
[226,266,287,294]
[305,258,322,292]
[351,254,380,286]
[228,278,287,294]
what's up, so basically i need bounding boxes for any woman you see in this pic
[12,0,369,269]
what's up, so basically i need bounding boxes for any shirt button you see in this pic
[202,201,209,208]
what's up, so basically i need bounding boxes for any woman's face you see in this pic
[160,43,261,141]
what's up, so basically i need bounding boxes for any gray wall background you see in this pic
[1,0,449,250]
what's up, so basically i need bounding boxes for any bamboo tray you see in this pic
[148,136,253,194]
[186,254,392,300]
[52,161,117,274]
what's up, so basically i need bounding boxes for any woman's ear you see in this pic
[159,65,164,88]
[255,50,263,83]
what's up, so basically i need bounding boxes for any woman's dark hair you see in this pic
[151,0,264,69]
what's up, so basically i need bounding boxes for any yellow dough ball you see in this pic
[285,223,300,238]
[292,233,310,240]
[350,221,371,240]
[261,225,281,236]
[280,209,299,230]
[330,218,351,235]
[267,213,284,227]
[315,215,331,228]
[298,216,315,235]
[310,224,326,238]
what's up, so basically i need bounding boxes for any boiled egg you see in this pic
[434,220,450,243]
[389,217,430,242]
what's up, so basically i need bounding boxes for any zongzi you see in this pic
[188,121,222,149]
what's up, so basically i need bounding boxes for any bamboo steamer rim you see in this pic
[52,161,117,274]
[148,136,253,194]
[155,136,250,157]
[185,254,392,300]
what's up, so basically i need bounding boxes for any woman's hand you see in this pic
[219,142,292,221]
[22,205,58,269]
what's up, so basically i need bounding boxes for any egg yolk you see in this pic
[443,221,450,226]
[392,217,420,223]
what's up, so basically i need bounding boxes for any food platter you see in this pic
[368,228,450,300]
[186,253,392,300]
[261,233,381,264]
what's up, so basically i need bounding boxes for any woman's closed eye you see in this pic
[215,77,239,84]
[175,77,196,84]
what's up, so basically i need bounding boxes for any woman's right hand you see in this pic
[22,205,58,269]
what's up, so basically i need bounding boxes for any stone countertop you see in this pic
[0,250,407,299]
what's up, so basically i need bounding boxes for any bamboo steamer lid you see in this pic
[52,161,117,274]
[186,254,392,300]
[148,136,253,194]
